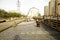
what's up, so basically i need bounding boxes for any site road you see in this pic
[0,21,60,40]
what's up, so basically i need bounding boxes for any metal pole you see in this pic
[17,0,20,12]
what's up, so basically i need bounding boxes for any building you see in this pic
[42,0,60,31]
[44,6,49,16]
[56,0,60,16]
[49,0,55,17]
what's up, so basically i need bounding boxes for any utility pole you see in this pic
[17,0,20,12]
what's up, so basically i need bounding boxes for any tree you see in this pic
[32,13,41,21]
[0,9,26,19]
[0,9,9,18]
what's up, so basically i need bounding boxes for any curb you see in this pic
[0,19,25,33]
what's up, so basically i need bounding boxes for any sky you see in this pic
[0,0,50,16]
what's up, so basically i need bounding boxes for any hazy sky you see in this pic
[0,0,50,15]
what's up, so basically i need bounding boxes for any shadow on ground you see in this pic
[41,23,60,40]
[13,35,20,40]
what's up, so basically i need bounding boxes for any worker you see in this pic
[36,19,40,27]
